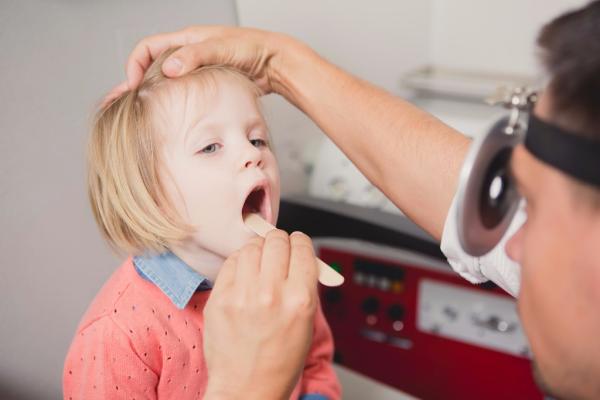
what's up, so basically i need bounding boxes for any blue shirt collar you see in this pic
[133,251,212,310]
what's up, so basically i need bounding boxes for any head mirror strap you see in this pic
[525,114,600,187]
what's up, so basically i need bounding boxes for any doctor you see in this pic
[111,1,600,398]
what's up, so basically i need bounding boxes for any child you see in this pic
[63,49,341,400]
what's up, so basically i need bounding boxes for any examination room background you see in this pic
[0,1,584,399]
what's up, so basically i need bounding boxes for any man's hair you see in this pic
[537,0,600,206]
[87,49,262,255]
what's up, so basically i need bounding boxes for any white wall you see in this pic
[430,0,587,76]
[0,1,237,398]
[238,0,433,92]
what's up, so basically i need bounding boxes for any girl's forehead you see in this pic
[148,78,219,132]
[157,75,258,115]
[149,75,263,142]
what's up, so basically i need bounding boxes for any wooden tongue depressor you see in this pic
[243,213,344,287]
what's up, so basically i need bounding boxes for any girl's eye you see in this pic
[200,143,221,154]
[250,138,267,148]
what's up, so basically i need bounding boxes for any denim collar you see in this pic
[133,251,212,310]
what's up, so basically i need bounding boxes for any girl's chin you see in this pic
[221,232,259,254]
[181,226,260,256]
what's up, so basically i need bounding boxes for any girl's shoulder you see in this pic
[75,258,166,330]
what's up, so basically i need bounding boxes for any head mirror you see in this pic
[455,87,536,256]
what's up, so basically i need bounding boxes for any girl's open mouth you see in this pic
[241,184,271,223]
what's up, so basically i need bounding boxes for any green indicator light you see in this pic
[329,262,342,273]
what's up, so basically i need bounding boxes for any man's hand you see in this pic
[103,26,312,105]
[202,230,319,400]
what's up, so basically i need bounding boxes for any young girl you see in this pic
[63,49,341,400]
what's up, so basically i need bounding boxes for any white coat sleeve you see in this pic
[439,194,526,298]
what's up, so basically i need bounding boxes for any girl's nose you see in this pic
[242,142,263,169]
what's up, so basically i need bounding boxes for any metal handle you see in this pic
[486,86,538,135]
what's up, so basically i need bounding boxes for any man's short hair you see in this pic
[537,0,600,207]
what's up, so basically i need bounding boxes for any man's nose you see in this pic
[505,226,524,263]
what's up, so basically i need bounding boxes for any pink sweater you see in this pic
[63,258,341,399]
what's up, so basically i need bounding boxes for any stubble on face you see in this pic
[513,93,600,400]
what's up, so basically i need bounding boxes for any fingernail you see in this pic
[164,58,183,75]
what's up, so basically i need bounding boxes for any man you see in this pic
[110,1,600,398]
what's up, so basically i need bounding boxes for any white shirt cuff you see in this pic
[440,193,526,298]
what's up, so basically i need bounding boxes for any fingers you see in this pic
[125,26,227,89]
[126,29,193,88]
[236,236,264,287]
[259,229,291,287]
[161,39,225,78]
[211,250,239,296]
[212,231,317,308]
[123,25,281,95]
[287,232,318,288]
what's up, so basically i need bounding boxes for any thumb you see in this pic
[161,39,227,77]
[162,56,184,77]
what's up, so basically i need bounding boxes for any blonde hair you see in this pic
[87,48,262,255]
